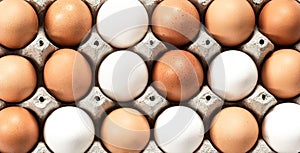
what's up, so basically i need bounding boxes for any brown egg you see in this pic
[258,0,300,46]
[210,107,259,153]
[151,0,200,46]
[45,0,92,47]
[44,49,92,102]
[0,55,37,103]
[0,107,39,153]
[205,0,255,46]
[261,49,300,99]
[100,108,150,153]
[0,0,38,49]
[152,50,204,102]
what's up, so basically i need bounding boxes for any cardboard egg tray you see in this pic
[0,0,299,152]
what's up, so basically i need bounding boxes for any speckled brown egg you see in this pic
[101,108,150,153]
[45,0,92,47]
[258,0,300,46]
[261,49,300,99]
[151,0,200,46]
[152,50,204,102]
[0,107,39,153]
[210,107,259,153]
[205,0,255,46]
[0,0,38,49]
[44,49,92,102]
[0,55,37,103]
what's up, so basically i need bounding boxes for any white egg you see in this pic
[262,103,300,153]
[98,51,148,102]
[154,106,204,153]
[96,0,149,48]
[207,50,258,101]
[44,106,95,153]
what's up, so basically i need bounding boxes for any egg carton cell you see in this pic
[134,85,169,120]
[17,27,58,68]
[87,141,108,153]
[195,139,219,153]
[132,28,168,67]
[19,87,60,121]
[187,85,224,131]
[0,0,299,152]
[250,139,275,153]
[76,86,115,121]
[78,27,114,68]
[241,85,277,121]
[240,28,275,66]
[31,142,52,153]
[188,23,222,68]
[143,141,163,153]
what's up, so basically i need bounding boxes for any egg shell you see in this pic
[100,108,150,153]
[207,50,258,101]
[210,107,259,153]
[151,0,200,46]
[261,49,300,99]
[205,0,255,46]
[258,0,300,46]
[98,50,148,102]
[0,0,38,49]
[44,106,95,153]
[96,0,149,48]
[0,55,37,103]
[154,106,204,153]
[44,49,92,102]
[262,103,300,152]
[0,107,39,153]
[45,0,92,47]
[152,50,204,102]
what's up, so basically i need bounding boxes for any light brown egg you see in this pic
[205,0,255,46]
[44,49,92,102]
[100,108,150,153]
[45,0,92,47]
[0,107,39,153]
[210,107,259,153]
[261,49,300,99]
[152,50,204,102]
[0,55,37,103]
[151,0,200,46]
[0,0,38,49]
[258,0,300,46]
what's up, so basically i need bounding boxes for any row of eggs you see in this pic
[0,103,300,152]
[0,0,299,50]
[0,48,299,103]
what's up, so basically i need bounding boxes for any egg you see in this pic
[261,49,300,99]
[151,0,200,46]
[0,0,38,49]
[262,103,300,152]
[210,107,259,153]
[207,50,258,101]
[152,50,204,102]
[44,106,95,153]
[96,0,149,48]
[100,108,150,153]
[258,0,300,46]
[205,0,255,46]
[44,49,92,102]
[0,107,39,153]
[0,55,37,103]
[45,0,92,47]
[154,106,204,153]
[98,51,148,102]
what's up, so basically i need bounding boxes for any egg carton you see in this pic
[0,0,299,152]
